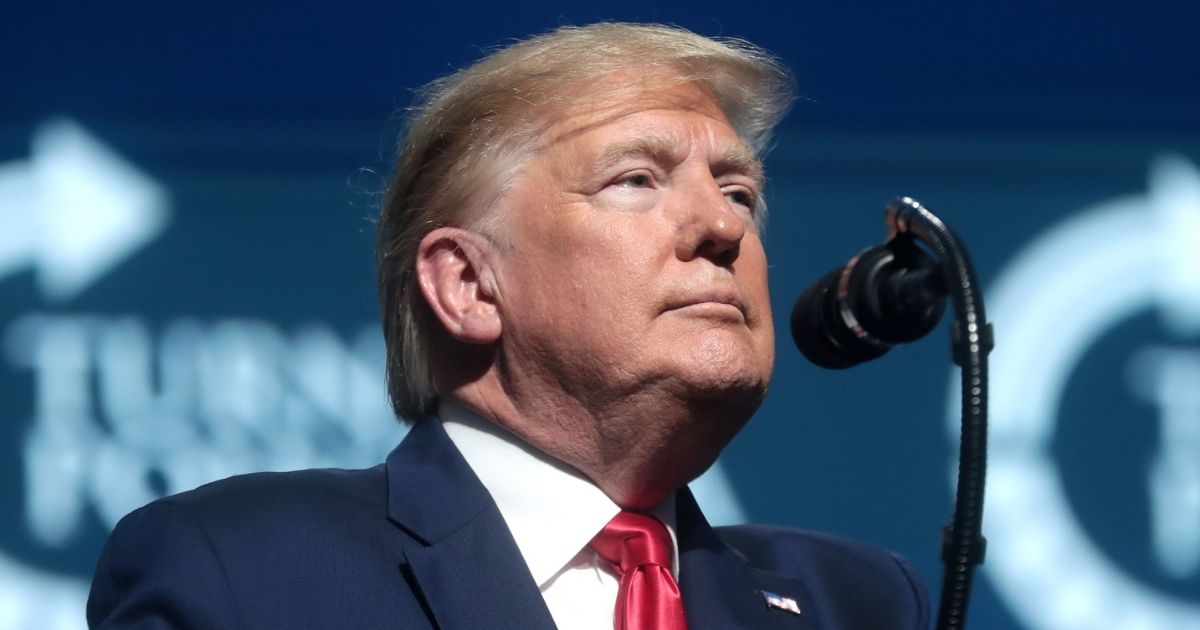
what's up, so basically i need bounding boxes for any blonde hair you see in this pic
[377,22,794,420]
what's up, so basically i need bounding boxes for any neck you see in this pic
[449,368,758,510]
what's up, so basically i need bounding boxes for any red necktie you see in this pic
[590,512,689,630]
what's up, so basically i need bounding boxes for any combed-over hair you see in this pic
[377,22,794,420]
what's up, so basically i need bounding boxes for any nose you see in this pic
[675,179,746,267]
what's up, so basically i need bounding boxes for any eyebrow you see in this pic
[594,135,764,188]
[713,143,764,188]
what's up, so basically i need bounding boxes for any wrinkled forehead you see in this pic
[526,74,761,186]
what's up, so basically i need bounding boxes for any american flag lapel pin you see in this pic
[761,591,802,615]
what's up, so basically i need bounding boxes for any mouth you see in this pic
[666,290,747,321]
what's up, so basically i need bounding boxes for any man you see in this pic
[89,23,930,629]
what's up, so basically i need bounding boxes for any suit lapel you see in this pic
[383,418,814,629]
[385,417,557,630]
[677,490,814,630]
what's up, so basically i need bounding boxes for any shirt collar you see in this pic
[438,397,678,586]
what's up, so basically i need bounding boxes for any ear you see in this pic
[415,227,502,345]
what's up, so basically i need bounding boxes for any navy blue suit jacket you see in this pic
[89,417,930,629]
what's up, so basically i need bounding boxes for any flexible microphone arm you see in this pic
[884,197,992,630]
[791,197,991,628]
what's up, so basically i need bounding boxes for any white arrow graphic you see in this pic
[0,119,169,303]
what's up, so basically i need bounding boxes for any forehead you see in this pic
[534,78,759,177]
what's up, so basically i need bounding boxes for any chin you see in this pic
[684,380,769,427]
[676,333,773,401]
[678,363,764,397]
[669,368,769,438]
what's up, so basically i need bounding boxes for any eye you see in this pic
[724,188,757,213]
[615,171,654,188]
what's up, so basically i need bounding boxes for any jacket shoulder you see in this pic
[157,465,387,527]
[715,524,931,629]
[88,465,430,629]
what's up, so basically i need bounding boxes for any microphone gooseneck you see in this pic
[791,197,992,630]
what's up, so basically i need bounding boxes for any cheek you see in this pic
[740,244,776,360]
[579,219,664,284]
[739,245,772,308]
[515,241,654,331]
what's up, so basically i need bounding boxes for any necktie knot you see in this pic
[590,511,674,573]
[590,511,688,630]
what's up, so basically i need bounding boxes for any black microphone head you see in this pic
[843,237,946,345]
[792,240,947,370]
[790,264,889,369]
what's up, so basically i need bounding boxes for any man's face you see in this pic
[489,79,775,421]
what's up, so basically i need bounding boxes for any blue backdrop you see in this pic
[2,3,1199,628]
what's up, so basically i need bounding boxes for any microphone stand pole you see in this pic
[886,197,993,630]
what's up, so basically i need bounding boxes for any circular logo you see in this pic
[950,156,1200,629]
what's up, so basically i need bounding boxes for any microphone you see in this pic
[788,197,993,629]
[791,233,948,369]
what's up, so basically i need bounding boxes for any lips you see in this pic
[665,289,747,319]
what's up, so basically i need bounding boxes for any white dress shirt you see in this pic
[439,397,679,630]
